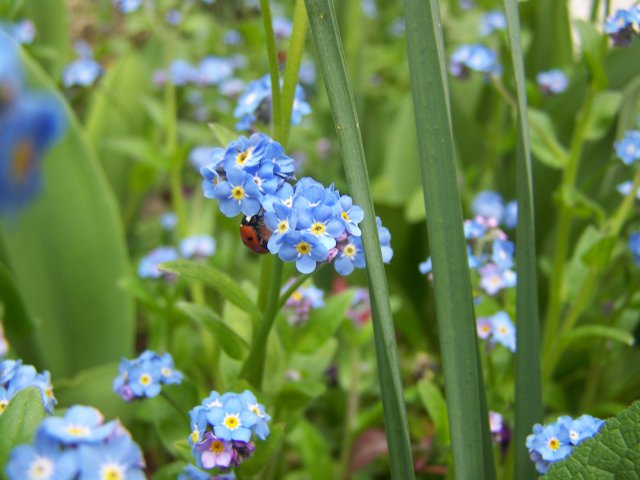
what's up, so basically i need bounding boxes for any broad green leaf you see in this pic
[287,419,335,480]
[0,42,134,378]
[545,401,640,478]
[580,234,617,269]
[0,388,45,468]
[159,260,261,319]
[208,123,239,147]
[294,291,353,354]
[176,302,250,361]
[528,0,572,73]
[559,325,635,348]
[583,91,622,141]
[528,109,569,169]
[417,378,450,447]
[236,423,285,477]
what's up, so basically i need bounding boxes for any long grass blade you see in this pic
[401,1,492,478]
[502,1,543,478]
[304,1,415,478]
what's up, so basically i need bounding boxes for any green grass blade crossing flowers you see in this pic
[502,1,543,478]
[304,1,415,478]
[402,1,494,478]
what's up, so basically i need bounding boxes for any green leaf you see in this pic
[583,91,622,141]
[159,260,260,319]
[544,401,640,478]
[528,109,569,169]
[208,123,238,147]
[0,388,45,468]
[0,39,134,378]
[573,20,608,89]
[559,325,635,348]
[275,380,327,410]
[236,423,285,477]
[417,379,450,447]
[306,1,416,477]
[0,263,36,338]
[176,302,250,361]
[287,419,335,480]
[580,234,617,269]
[295,291,353,354]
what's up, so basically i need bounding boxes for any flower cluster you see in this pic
[187,390,270,473]
[63,42,102,88]
[0,359,56,415]
[234,74,311,131]
[477,311,516,352]
[138,234,216,279]
[0,19,36,45]
[113,350,184,401]
[200,132,393,275]
[283,280,325,325]
[479,11,506,36]
[5,405,146,479]
[526,414,605,474]
[536,69,569,95]
[614,129,640,165]
[605,7,640,47]
[0,34,66,215]
[449,44,502,79]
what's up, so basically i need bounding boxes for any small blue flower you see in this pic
[299,61,316,85]
[238,390,271,441]
[472,190,504,223]
[479,11,506,36]
[615,130,640,165]
[2,360,56,414]
[113,350,183,401]
[160,212,177,230]
[63,58,102,87]
[272,17,293,39]
[377,217,393,263]
[190,146,223,171]
[40,405,116,445]
[389,17,406,37]
[477,317,492,339]
[137,247,179,279]
[450,44,502,78]
[6,436,78,480]
[278,231,328,274]
[166,9,182,26]
[206,393,258,442]
[0,34,23,107]
[491,239,514,270]
[224,29,242,46]
[1,20,36,45]
[605,8,639,46]
[527,421,572,463]
[197,56,235,86]
[180,235,216,259]
[282,280,324,324]
[222,134,269,173]
[536,69,569,95]
[557,414,604,446]
[188,406,208,445]
[362,0,377,18]
[212,167,262,218]
[193,431,233,469]
[419,258,432,275]
[464,218,488,239]
[264,202,297,254]
[503,200,517,229]
[479,263,514,295]
[169,60,197,86]
[628,232,640,266]
[334,235,365,276]
[616,180,640,199]
[489,311,516,352]
[297,204,345,250]
[336,195,364,236]
[114,0,143,13]
[77,434,145,479]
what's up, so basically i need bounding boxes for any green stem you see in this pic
[339,345,361,480]
[260,0,283,140]
[590,0,602,22]
[542,86,598,361]
[240,259,284,389]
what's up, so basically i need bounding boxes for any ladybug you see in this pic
[240,214,272,254]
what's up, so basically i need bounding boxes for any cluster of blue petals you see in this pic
[0,19,36,45]
[186,390,270,474]
[614,129,640,165]
[449,44,502,79]
[138,234,216,279]
[0,33,67,215]
[5,405,146,479]
[536,69,569,95]
[234,74,311,131]
[526,414,605,474]
[476,311,516,352]
[0,359,56,415]
[605,7,640,46]
[113,350,184,401]
[200,132,393,275]
[282,280,325,325]
[479,10,506,36]
[63,42,102,88]
[154,56,244,88]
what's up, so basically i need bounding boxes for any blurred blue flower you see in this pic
[160,212,178,230]
[479,11,506,36]
[628,232,640,266]
[362,0,377,18]
[113,350,183,401]
[273,17,293,39]
[557,414,604,446]
[1,20,36,45]
[450,44,502,78]
[40,405,116,445]
[197,56,235,86]
[477,317,492,339]
[536,69,569,95]
[282,279,324,324]
[180,234,216,258]
[63,58,102,87]
[166,9,182,26]
[605,7,640,46]
[503,200,518,229]
[192,432,233,469]
[114,0,143,13]
[169,60,198,86]
[389,17,405,37]
[77,435,145,479]
[0,33,23,107]
[615,130,640,165]
[6,436,77,480]
[418,258,432,275]
[137,247,179,279]
[377,216,394,263]
[616,180,640,199]
[0,359,56,414]
[491,239,514,270]
[472,190,504,223]
[489,311,516,352]
[299,61,316,85]
[224,29,242,46]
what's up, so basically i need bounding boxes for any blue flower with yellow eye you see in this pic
[297,204,345,250]
[264,202,297,254]
[206,394,258,442]
[222,134,268,173]
[335,235,365,276]
[0,93,67,215]
[6,435,78,480]
[279,231,328,274]
[40,405,117,445]
[77,435,145,480]
[337,195,364,236]
[213,167,262,217]
[605,8,640,46]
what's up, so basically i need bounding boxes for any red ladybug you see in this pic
[240,215,272,254]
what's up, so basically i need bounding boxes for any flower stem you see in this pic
[259,0,283,141]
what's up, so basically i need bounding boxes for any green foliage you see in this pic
[236,423,285,477]
[545,402,640,479]
[0,388,45,471]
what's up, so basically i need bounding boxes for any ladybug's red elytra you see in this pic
[240,215,271,254]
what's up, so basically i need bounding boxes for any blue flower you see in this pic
[114,0,143,13]
[169,60,197,86]
[472,190,504,223]
[222,134,269,173]
[616,180,640,199]
[77,435,145,479]
[557,414,604,446]
[527,421,572,465]
[476,317,492,339]
[113,350,183,401]
[224,29,243,46]
[1,360,56,414]
[238,390,271,441]
[489,311,516,352]
[362,0,377,18]
[299,61,316,85]
[180,235,216,259]
[264,202,297,254]
[479,263,514,295]
[491,239,514,270]
[614,130,640,165]
[6,435,78,480]
[503,200,518,229]
[293,177,340,211]
[297,204,345,250]
[282,280,324,324]
[160,212,177,230]
[0,93,67,215]
[628,232,640,266]
[0,33,23,107]
[450,44,502,78]
[272,17,293,39]
[166,9,182,26]
[334,235,365,276]
[1,20,36,45]
[464,218,488,239]
[188,406,208,445]
[206,394,258,442]
[419,258,432,275]
[137,247,179,279]
[536,69,569,95]
[377,217,393,263]
[336,195,364,236]
[212,167,262,217]
[479,11,506,36]
[197,56,235,86]
[190,146,224,171]
[193,431,233,469]
[40,405,116,445]
[63,58,102,87]
[278,231,328,274]
[605,8,640,46]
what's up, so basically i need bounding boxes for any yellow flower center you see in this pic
[277,220,289,233]
[344,244,356,258]
[211,440,225,454]
[223,414,240,430]
[548,438,560,451]
[480,325,490,334]
[100,463,124,480]
[249,404,263,417]
[0,400,9,414]
[66,425,90,437]
[341,211,350,221]
[28,457,54,480]
[291,291,303,301]
[236,149,252,165]
[12,140,33,182]
[191,430,199,443]
[161,367,172,377]
[139,373,152,386]
[499,326,507,335]
[311,222,326,236]
[45,388,54,399]
[296,241,311,255]
[232,186,245,200]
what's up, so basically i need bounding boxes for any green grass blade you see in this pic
[402,0,492,477]
[304,1,415,478]
[503,1,543,478]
